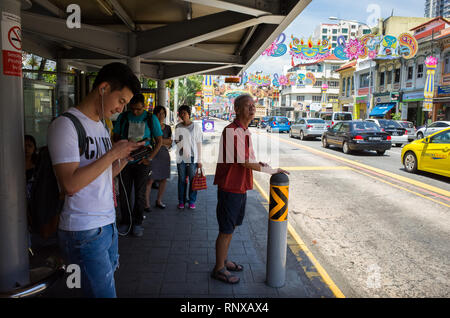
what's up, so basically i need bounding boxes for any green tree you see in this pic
[177,75,203,106]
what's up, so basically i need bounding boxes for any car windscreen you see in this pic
[398,122,414,128]
[262,117,269,121]
[352,122,381,132]
[335,113,352,120]
[379,120,402,128]
[306,119,325,123]
[321,114,332,120]
[276,117,289,123]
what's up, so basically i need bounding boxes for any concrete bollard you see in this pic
[266,172,289,288]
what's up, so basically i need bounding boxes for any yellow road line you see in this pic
[280,166,351,171]
[253,178,346,298]
[270,135,450,198]
[350,168,450,208]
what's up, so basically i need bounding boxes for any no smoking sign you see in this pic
[2,12,22,77]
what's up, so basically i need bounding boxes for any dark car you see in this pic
[258,116,270,129]
[321,121,392,155]
[249,117,260,127]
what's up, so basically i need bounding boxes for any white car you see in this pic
[415,121,450,139]
[365,119,409,147]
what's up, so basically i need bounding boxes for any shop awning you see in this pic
[369,103,396,117]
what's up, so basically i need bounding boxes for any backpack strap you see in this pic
[146,112,156,149]
[61,112,87,156]
[118,111,130,139]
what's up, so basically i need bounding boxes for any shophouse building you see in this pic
[335,60,357,116]
[280,55,345,120]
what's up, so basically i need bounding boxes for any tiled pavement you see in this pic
[113,174,335,298]
[40,165,334,298]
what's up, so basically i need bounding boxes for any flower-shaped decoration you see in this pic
[344,39,365,60]
[262,41,278,56]
[369,50,377,59]
[425,56,438,68]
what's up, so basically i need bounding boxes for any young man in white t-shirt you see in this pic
[47,62,143,298]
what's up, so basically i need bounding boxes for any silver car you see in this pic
[365,119,408,146]
[415,121,450,139]
[396,121,416,142]
[290,118,327,140]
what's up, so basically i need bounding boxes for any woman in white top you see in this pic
[174,105,203,209]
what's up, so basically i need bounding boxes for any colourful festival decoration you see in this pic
[333,33,419,61]
[248,73,271,86]
[262,33,288,57]
[344,38,365,61]
[289,36,332,64]
[423,56,438,112]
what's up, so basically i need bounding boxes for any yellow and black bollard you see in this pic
[266,172,289,288]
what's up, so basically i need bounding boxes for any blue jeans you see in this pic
[177,157,198,205]
[58,223,119,298]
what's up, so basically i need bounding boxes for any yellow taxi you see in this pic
[401,127,450,178]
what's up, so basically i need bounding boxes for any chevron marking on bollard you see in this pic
[269,185,289,221]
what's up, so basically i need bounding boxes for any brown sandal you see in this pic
[225,260,244,272]
[211,267,240,284]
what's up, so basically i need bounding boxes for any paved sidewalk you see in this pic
[113,173,335,298]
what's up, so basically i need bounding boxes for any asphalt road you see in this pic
[204,119,450,298]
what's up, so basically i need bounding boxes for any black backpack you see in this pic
[29,112,86,239]
[117,111,156,149]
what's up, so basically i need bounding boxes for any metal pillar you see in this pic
[0,0,31,293]
[266,173,289,288]
[127,56,141,81]
[158,80,167,108]
[56,58,70,113]
[173,78,179,124]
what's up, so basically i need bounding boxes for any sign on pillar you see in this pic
[1,11,21,77]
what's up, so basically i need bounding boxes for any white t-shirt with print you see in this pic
[174,121,203,163]
[47,107,115,231]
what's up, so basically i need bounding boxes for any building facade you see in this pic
[280,56,345,119]
[425,0,450,18]
[313,21,371,49]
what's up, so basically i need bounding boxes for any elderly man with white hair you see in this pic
[211,94,289,284]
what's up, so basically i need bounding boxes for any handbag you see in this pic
[192,168,207,191]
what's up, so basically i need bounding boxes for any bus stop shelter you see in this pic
[0,0,310,296]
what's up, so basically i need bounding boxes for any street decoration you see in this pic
[202,75,214,105]
[297,72,316,87]
[289,36,332,65]
[261,33,288,57]
[321,83,329,110]
[333,33,419,61]
[248,73,271,86]
[423,55,438,112]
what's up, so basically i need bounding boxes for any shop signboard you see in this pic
[402,91,424,102]
[437,85,450,95]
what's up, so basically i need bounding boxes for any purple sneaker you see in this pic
[178,203,185,209]
[189,203,196,209]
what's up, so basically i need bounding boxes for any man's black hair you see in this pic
[92,62,141,95]
[129,93,145,106]
[178,105,191,116]
[153,105,167,116]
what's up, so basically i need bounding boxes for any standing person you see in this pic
[113,94,163,237]
[144,106,172,210]
[174,105,203,210]
[211,94,289,284]
[47,62,143,297]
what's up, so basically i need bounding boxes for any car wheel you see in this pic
[322,136,329,148]
[417,132,424,140]
[376,150,385,156]
[342,141,351,154]
[300,130,305,140]
[404,151,418,173]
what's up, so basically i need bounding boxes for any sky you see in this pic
[246,0,426,76]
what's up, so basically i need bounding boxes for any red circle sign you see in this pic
[8,26,21,51]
